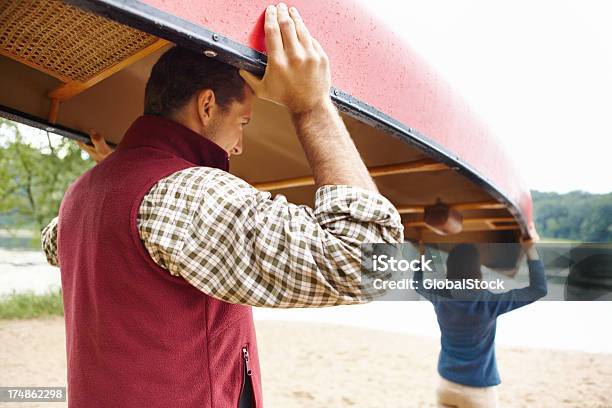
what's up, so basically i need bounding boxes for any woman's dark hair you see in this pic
[446,244,482,281]
[144,46,246,117]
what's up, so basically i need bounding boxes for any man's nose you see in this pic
[232,135,243,156]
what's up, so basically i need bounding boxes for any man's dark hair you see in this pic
[144,46,246,117]
[446,243,482,281]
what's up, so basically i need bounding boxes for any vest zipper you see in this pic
[237,345,255,408]
[242,347,252,376]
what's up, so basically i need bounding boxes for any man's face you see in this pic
[205,86,253,157]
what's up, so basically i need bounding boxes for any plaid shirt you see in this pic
[41,167,404,307]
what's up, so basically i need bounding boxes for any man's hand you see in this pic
[239,3,331,114]
[521,234,540,261]
[240,4,378,193]
[77,130,114,164]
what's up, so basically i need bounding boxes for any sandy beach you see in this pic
[0,317,611,408]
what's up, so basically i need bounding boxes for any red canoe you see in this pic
[0,0,535,253]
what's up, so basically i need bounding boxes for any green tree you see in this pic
[532,190,612,242]
[0,119,93,248]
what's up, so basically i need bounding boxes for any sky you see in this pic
[357,0,612,194]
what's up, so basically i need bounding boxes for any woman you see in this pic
[414,238,547,408]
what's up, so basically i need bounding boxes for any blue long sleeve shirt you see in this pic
[414,258,547,387]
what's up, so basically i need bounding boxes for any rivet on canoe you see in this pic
[204,50,217,57]
[212,33,220,41]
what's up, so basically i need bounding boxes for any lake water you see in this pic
[1,248,611,354]
[0,248,63,296]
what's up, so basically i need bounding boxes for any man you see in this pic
[41,3,403,408]
[413,239,547,408]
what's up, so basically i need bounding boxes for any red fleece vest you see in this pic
[57,115,262,407]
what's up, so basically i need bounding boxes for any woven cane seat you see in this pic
[0,0,158,82]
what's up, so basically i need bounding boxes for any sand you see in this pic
[0,317,611,408]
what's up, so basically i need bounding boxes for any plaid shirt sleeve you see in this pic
[138,167,404,308]
[41,216,60,267]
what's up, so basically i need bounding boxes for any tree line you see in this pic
[531,190,611,242]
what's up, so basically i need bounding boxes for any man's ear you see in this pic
[196,89,216,127]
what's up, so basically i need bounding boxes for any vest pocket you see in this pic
[237,345,255,408]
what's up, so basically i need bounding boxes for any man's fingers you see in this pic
[76,140,92,152]
[527,223,540,243]
[264,5,282,59]
[311,37,327,60]
[89,131,112,155]
[288,6,313,50]
[276,3,301,56]
[239,70,262,95]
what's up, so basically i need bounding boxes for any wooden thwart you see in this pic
[406,217,518,232]
[396,201,506,214]
[252,159,447,191]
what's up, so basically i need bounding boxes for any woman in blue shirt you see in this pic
[414,238,547,408]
